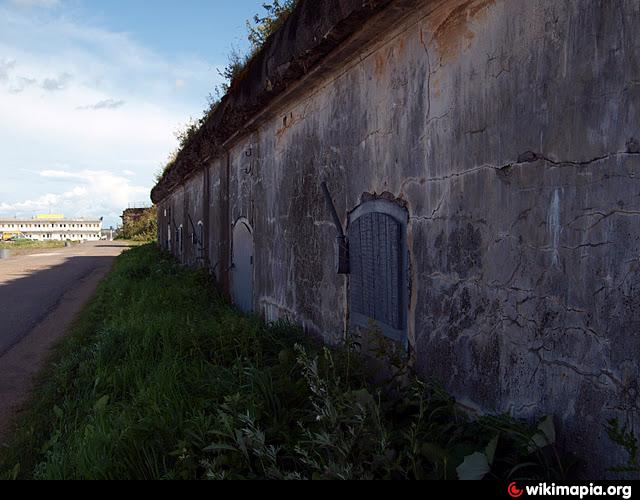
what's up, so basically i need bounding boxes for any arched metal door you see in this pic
[231,219,254,314]
[348,200,409,343]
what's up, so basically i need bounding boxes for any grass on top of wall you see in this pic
[0,245,577,480]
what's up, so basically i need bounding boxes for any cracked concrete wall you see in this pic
[183,170,205,267]
[159,0,640,475]
[408,0,640,475]
[208,157,225,282]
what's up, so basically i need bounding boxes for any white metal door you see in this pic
[231,220,254,314]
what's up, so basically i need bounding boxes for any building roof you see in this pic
[0,217,102,223]
[151,0,425,204]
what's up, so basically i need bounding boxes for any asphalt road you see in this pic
[0,241,126,356]
[0,241,128,443]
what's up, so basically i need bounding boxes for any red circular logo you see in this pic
[508,483,524,498]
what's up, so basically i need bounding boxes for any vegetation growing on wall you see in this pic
[0,245,577,480]
[217,0,299,94]
[119,207,158,242]
[156,1,299,182]
[606,419,640,474]
[247,1,298,53]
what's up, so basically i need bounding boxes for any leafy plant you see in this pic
[247,1,299,51]
[606,419,640,474]
[156,1,300,183]
[118,207,157,242]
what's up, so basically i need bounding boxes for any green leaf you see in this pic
[348,389,375,409]
[9,463,20,480]
[457,452,491,480]
[538,416,556,444]
[203,443,238,453]
[93,395,110,412]
[53,405,64,419]
[485,436,499,466]
[421,442,448,463]
[528,416,556,453]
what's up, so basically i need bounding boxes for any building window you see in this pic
[348,199,409,343]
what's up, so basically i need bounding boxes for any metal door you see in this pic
[231,219,254,313]
[348,200,408,343]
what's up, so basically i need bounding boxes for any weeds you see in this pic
[118,206,157,242]
[606,419,640,474]
[156,1,299,183]
[0,245,576,480]
[247,1,299,52]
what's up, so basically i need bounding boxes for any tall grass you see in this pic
[0,245,575,480]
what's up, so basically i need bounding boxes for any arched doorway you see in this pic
[231,218,254,314]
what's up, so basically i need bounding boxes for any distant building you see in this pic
[101,227,116,241]
[0,215,103,241]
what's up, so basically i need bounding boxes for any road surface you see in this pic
[0,241,128,445]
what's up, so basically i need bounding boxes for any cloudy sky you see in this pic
[0,0,264,227]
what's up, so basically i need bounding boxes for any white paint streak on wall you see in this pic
[549,189,562,269]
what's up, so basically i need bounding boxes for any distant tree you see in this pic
[120,207,158,242]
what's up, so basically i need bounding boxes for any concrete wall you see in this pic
[208,157,225,282]
[157,0,640,475]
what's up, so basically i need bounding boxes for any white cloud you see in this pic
[0,3,225,227]
[41,72,72,91]
[76,98,125,110]
[0,59,16,80]
[8,0,59,8]
[0,170,149,227]
[9,75,36,93]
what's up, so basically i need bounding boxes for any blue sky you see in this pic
[0,0,266,227]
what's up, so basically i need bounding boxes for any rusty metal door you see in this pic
[232,219,254,313]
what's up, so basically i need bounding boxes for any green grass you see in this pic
[0,245,576,480]
[0,240,67,250]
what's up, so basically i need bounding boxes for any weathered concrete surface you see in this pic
[155,0,640,476]
[151,0,426,203]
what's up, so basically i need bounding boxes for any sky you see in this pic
[0,0,266,227]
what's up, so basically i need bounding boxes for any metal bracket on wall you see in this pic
[187,214,202,247]
[321,181,350,275]
[244,148,254,175]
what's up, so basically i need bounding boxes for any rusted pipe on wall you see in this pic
[321,181,350,275]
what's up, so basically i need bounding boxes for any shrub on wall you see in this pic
[120,207,158,242]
